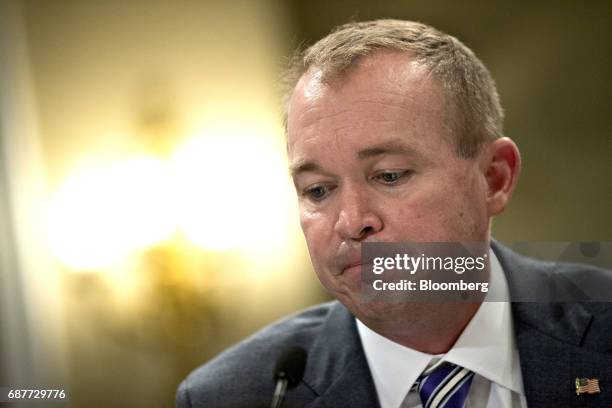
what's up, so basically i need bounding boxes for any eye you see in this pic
[374,170,411,185]
[302,184,333,202]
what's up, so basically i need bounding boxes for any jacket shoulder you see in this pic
[492,241,612,303]
[176,302,335,408]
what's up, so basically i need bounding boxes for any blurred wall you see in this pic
[0,0,66,391]
[6,1,323,407]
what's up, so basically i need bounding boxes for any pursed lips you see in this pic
[339,260,373,276]
[333,245,375,276]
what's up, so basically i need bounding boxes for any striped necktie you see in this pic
[413,362,475,408]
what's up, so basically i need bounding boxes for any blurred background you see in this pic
[0,0,610,406]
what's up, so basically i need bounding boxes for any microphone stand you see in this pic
[270,376,288,408]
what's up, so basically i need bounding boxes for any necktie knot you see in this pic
[413,362,475,408]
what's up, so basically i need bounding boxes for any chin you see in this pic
[338,292,414,324]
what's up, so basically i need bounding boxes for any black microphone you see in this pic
[270,346,307,408]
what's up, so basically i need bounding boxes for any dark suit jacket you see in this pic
[176,243,612,407]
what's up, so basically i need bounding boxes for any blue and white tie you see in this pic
[414,362,475,408]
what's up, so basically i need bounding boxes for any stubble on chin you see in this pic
[343,295,479,342]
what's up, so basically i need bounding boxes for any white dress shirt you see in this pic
[356,250,528,408]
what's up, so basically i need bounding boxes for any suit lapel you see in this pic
[511,302,592,406]
[493,242,612,407]
[303,302,380,408]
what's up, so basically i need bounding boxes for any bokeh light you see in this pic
[47,156,175,270]
[47,123,293,269]
[171,122,291,252]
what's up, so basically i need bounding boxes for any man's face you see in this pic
[287,51,491,321]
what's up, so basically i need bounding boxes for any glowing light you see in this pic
[171,123,291,251]
[48,121,294,270]
[48,157,175,270]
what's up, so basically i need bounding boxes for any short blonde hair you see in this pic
[283,19,504,157]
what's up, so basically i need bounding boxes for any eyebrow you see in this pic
[356,140,422,160]
[290,139,423,178]
[290,161,322,177]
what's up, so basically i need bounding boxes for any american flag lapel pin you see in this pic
[575,377,601,395]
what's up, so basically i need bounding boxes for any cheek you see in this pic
[434,177,488,239]
[382,193,444,239]
[300,213,339,291]
[300,210,333,262]
[391,206,429,236]
[386,180,484,241]
[300,210,319,244]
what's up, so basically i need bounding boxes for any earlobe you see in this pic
[484,137,521,216]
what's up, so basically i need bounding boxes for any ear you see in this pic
[481,137,521,216]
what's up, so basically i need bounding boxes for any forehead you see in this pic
[286,51,456,159]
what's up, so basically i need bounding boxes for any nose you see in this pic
[334,184,383,241]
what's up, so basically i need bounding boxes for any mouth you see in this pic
[333,245,375,277]
[341,262,372,276]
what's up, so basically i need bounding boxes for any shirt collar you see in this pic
[356,249,524,408]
